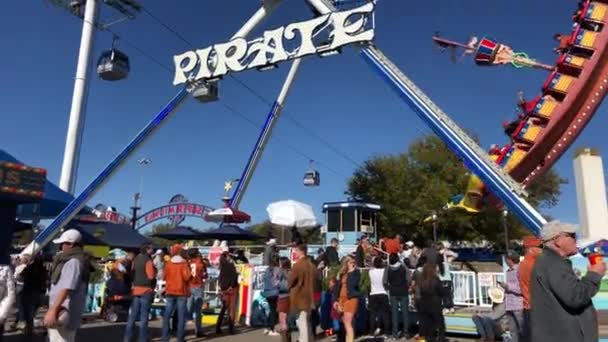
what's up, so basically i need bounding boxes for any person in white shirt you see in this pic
[368,257,389,337]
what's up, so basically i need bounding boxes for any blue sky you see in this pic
[2,0,606,233]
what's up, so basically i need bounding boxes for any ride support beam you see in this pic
[230,58,303,209]
[25,2,284,255]
[306,0,545,235]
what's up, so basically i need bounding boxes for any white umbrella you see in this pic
[266,199,318,228]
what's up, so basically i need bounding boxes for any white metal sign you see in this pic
[173,2,375,85]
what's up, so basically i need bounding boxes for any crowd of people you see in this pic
[0,220,606,342]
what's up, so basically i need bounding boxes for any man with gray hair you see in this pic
[531,221,606,342]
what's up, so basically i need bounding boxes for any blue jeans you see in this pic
[124,292,153,342]
[162,296,188,342]
[390,295,409,337]
[472,315,499,340]
[187,287,204,334]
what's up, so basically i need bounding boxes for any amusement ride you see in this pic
[18,0,608,265]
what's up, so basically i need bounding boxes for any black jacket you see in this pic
[355,245,365,268]
[384,262,410,297]
[325,246,340,266]
[218,257,239,291]
[334,269,361,300]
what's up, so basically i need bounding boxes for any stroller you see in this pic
[101,271,132,322]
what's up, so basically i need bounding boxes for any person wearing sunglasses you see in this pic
[530,221,606,342]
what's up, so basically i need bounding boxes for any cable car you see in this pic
[97,36,130,81]
[192,80,219,102]
[303,160,320,186]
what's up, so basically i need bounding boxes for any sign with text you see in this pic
[173,2,375,85]
[140,202,214,226]
[0,161,46,201]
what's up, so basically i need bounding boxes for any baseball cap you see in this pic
[266,238,277,246]
[52,229,82,244]
[541,220,577,242]
[405,241,414,247]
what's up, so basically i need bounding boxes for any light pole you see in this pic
[502,209,509,251]
[56,0,140,194]
[137,158,152,208]
[432,211,438,243]
[59,0,99,194]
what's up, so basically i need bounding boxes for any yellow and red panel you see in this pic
[543,72,575,94]
[533,96,558,120]
[574,29,598,49]
[501,147,527,173]
[515,120,543,144]
[585,2,608,23]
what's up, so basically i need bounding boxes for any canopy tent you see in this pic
[205,201,251,224]
[151,225,206,241]
[69,221,150,250]
[197,224,262,241]
[0,150,90,219]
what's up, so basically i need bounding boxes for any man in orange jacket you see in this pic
[187,248,207,338]
[161,244,192,342]
[518,236,542,342]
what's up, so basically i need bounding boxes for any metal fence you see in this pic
[477,272,506,307]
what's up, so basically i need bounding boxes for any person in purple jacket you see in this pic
[498,250,524,342]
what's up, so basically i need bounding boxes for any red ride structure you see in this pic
[434,0,608,212]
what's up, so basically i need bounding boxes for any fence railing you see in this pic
[451,270,478,307]
[476,272,506,307]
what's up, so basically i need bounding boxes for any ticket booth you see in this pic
[322,201,381,246]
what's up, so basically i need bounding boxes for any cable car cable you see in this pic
[80,18,351,179]
[139,5,366,169]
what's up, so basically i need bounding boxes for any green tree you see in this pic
[346,134,567,245]
[144,223,174,247]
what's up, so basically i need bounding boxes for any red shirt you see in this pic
[189,257,207,288]
[384,238,401,255]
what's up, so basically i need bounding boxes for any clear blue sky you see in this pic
[2,0,606,233]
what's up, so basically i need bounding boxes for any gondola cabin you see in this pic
[303,169,320,186]
[322,201,381,246]
[192,81,219,102]
[97,49,130,81]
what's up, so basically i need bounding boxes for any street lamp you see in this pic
[502,209,509,251]
[432,211,438,243]
[129,157,151,229]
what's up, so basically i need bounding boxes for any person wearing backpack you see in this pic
[383,253,411,339]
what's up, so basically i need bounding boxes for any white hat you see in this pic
[405,241,414,247]
[153,249,163,256]
[541,220,577,242]
[53,229,82,244]
[266,238,277,246]
[488,287,504,304]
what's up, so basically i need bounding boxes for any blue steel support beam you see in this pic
[307,0,545,236]
[229,58,303,208]
[23,88,189,255]
[360,46,545,235]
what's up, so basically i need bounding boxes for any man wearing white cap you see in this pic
[44,229,92,342]
[531,221,606,342]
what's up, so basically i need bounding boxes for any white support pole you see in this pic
[231,0,282,39]
[59,0,99,194]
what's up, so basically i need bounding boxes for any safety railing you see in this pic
[477,272,506,307]
[451,270,478,307]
